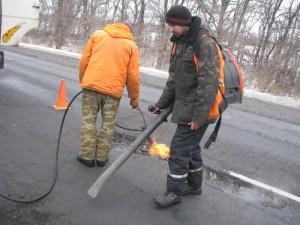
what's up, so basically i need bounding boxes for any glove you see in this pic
[188,121,201,130]
[148,104,161,114]
[130,98,139,109]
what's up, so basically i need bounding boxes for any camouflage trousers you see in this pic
[80,89,120,161]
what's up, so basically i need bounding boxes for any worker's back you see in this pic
[79,22,140,100]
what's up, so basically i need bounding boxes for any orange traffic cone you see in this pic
[53,80,69,110]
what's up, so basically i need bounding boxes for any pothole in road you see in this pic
[113,132,136,145]
[113,132,292,210]
[204,166,289,209]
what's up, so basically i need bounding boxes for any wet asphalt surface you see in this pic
[0,47,300,225]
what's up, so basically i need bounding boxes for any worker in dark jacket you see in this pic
[149,5,220,208]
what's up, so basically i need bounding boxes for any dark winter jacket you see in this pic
[156,16,219,125]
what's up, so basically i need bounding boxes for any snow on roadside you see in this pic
[140,67,168,78]
[19,42,300,109]
[20,42,81,59]
[244,89,300,109]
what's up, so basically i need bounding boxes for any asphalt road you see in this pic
[0,47,299,225]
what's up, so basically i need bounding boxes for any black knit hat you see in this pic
[166,5,192,26]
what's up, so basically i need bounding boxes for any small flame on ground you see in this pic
[147,138,170,160]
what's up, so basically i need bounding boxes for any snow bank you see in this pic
[244,89,300,109]
[19,42,300,109]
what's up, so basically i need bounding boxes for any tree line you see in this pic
[29,0,300,97]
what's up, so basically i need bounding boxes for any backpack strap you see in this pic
[194,34,227,149]
[204,115,222,149]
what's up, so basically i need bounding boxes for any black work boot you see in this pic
[76,155,95,167]
[96,159,108,167]
[153,191,181,208]
[180,185,202,196]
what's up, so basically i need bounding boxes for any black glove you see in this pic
[148,104,161,114]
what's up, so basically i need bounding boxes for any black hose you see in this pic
[115,107,147,132]
[0,90,147,203]
[0,90,83,203]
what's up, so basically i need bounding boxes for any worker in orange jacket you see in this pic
[78,22,140,167]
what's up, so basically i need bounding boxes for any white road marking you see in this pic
[228,171,300,203]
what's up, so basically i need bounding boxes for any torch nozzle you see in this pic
[145,135,154,146]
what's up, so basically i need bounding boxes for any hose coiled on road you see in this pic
[0,90,147,203]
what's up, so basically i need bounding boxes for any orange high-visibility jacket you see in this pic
[79,22,140,100]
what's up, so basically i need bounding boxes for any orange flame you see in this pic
[147,139,170,160]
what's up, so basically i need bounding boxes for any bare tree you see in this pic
[155,0,171,69]
[30,0,300,96]
[52,0,65,49]
[216,0,230,38]
[228,0,251,47]
[137,0,145,33]
[253,0,284,67]
[263,0,300,94]
[196,0,219,31]
[111,0,121,21]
